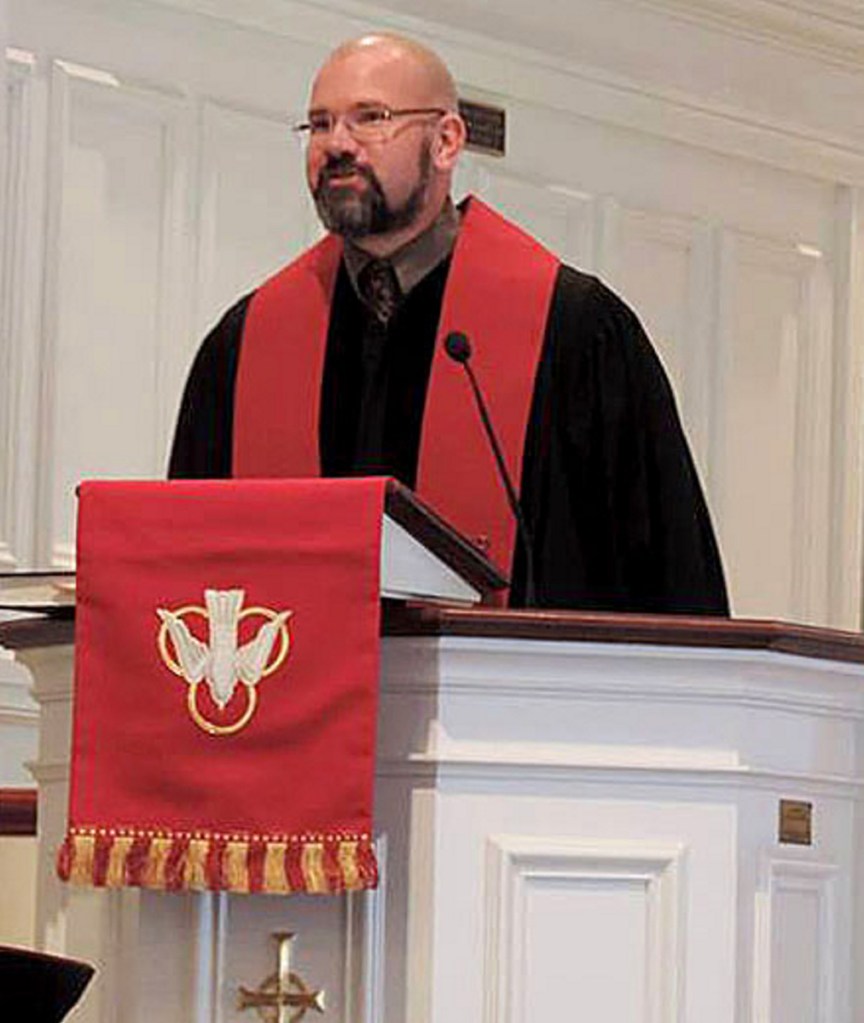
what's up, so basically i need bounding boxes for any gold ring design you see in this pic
[156,602,292,736]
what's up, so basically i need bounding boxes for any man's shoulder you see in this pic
[197,292,255,360]
[554,264,637,324]
[548,263,648,349]
[546,263,672,390]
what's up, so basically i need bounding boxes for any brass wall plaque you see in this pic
[459,99,506,157]
[778,799,812,845]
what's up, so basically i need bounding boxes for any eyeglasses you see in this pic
[294,104,447,142]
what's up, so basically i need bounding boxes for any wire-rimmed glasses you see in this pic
[294,103,447,143]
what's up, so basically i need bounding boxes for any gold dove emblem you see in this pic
[156,589,292,735]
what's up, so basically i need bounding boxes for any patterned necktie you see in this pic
[358,259,401,327]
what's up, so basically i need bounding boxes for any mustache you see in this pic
[316,156,374,189]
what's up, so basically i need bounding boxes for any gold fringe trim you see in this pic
[338,839,360,889]
[105,835,134,887]
[57,829,377,894]
[69,834,96,885]
[184,838,210,890]
[301,842,327,893]
[263,841,290,893]
[143,837,172,889]
[223,840,250,892]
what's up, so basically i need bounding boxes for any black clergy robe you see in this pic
[169,257,730,615]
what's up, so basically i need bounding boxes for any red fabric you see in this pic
[233,234,342,478]
[60,477,385,891]
[418,201,559,573]
[233,197,560,576]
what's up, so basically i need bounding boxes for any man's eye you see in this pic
[353,108,388,126]
[308,115,332,134]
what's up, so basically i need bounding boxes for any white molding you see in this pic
[484,835,686,1023]
[27,759,69,783]
[126,0,864,186]
[190,892,228,1023]
[47,627,864,719]
[344,833,387,1023]
[828,186,864,630]
[0,708,38,726]
[50,541,74,570]
[626,0,864,70]
[601,202,715,474]
[37,58,71,568]
[148,0,864,70]
[100,890,143,1023]
[752,856,838,1023]
[719,228,835,623]
[27,679,72,704]
[1,53,39,569]
[39,57,191,564]
[381,638,864,720]
[380,756,864,798]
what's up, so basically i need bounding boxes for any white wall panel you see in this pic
[43,61,189,565]
[193,100,318,342]
[603,203,713,468]
[753,859,838,1023]
[716,230,833,620]
[3,51,50,571]
[485,836,685,1023]
[1,54,31,569]
[476,168,596,271]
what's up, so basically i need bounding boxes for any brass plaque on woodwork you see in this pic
[459,99,506,157]
[778,799,812,845]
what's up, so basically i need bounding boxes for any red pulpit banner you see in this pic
[57,478,386,894]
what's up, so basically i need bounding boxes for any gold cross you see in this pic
[238,932,326,1023]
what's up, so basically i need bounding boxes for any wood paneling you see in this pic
[0,788,36,835]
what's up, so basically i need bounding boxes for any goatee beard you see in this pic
[313,143,431,239]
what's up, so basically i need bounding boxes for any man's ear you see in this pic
[433,112,467,171]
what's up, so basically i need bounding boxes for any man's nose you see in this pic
[323,115,360,153]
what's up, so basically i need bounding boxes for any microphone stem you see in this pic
[462,360,537,606]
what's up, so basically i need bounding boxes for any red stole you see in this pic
[234,197,559,576]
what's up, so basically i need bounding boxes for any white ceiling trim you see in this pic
[121,0,864,184]
[627,0,864,71]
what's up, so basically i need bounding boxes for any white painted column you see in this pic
[0,0,12,571]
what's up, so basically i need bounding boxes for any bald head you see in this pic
[313,33,459,111]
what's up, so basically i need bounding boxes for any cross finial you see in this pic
[238,932,325,1023]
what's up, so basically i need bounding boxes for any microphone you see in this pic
[443,331,537,606]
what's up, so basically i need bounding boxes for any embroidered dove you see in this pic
[157,589,290,708]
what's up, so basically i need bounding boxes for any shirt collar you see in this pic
[343,198,460,300]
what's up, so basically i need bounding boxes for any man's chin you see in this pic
[315,194,374,237]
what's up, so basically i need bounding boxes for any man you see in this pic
[170,33,729,615]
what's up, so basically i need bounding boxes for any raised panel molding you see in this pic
[0,56,26,570]
[600,202,714,472]
[827,186,864,629]
[475,169,596,271]
[41,59,191,567]
[752,857,838,1023]
[1,50,44,569]
[716,228,834,621]
[193,98,315,342]
[484,835,685,1023]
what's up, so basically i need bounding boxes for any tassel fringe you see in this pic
[56,828,378,894]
